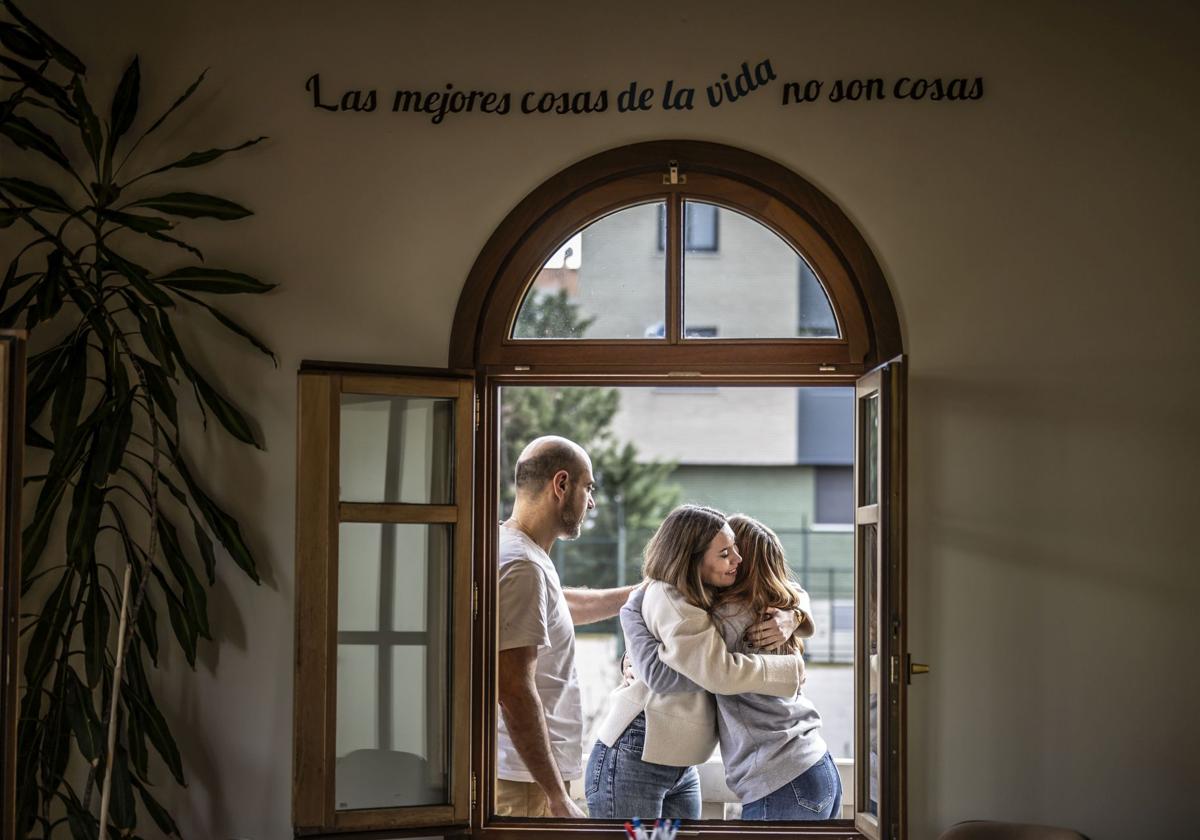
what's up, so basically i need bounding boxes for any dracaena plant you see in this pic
[0,2,275,837]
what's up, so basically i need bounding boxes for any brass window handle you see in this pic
[906,653,931,684]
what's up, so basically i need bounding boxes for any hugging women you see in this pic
[586,504,841,821]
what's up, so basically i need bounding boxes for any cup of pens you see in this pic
[625,817,680,840]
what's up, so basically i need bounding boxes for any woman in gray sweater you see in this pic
[622,513,841,821]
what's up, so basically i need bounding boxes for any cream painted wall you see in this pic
[13,1,1200,838]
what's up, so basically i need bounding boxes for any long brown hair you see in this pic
[641,504,728,610]
[717,514,803,654]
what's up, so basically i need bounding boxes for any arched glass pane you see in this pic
[684,201,839,339]
[512,202,666,339]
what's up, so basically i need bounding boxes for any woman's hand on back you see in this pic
[744,607,804,651]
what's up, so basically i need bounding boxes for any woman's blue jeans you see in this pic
[740,751,842,821]
[584,714,702,820]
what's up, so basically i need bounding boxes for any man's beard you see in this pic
[560,499,587,539]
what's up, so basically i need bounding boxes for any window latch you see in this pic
[663,160,686,185]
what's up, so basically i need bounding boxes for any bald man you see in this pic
[496,437,637,818]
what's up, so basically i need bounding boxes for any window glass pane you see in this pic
[862,522,880,818]
[335,523,451,810]
[657,202,718,251]
[497,384,855,819]
[862,394,879,507]
[512,202,667,339]
[683,201,839,339]
[339,395,454,504]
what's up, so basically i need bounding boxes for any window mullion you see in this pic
[666,192,683,344]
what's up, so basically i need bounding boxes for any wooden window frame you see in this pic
[293,368,474,836]
[0,331,26,840]
[291,140,907,839]
[454,142,907,840]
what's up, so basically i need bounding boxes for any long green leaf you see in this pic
[0,207,23,228]
[123,593,188,779]
[192,513,216,584]
[21,455,74,582]
[171,449,259,583]
[63,791,97,840]
[0,54,78,117]
[16,708,45,837]
[31,250,66,325]
[90,393,133,481]
[159,514,210,639]
[189,366,260,448]
[151,565,196,669]
[70,76,103,170]
[61,666,104,761]
[141,67,206,138]
[0,176,71,212]
[0,20,46,61]
[176,290,277,366]
[0,279,39,328]
[146,228,204,260]
[108,56,141,159]
[140,136,266,177]
[49,333,86,449]
[101,208,174,233]
[109,747,138,830]
[158,312,207,427]
[21,570,72,686]
[125,302,174,376]
[40,693,71,790]
[126,702,150,780]
[65,443,105,572]
[130,191,252,221]
[100,247,174,307]
[113,510,160,665]
[81,564,110,686]
[137,356,178,426]
[2,0,86,73]
[133,775,182,838]
[159,266,274,294]
[0,113,72,170]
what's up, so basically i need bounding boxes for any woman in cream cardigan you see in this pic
[584,505,807,820]
[627,514,840,821]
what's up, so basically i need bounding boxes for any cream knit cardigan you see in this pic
[594,581,804,767]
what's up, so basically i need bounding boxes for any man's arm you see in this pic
[496,646,585,818]
[621,588,702,694]
[563,584,638,625]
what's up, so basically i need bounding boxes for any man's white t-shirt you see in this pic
[496,524,583,782]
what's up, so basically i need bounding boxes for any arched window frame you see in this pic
[452,141,901,374]
[294,141,910,840]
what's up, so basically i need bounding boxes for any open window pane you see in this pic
[512,202,667,339]
[862,394,879,507]
[295,371,472,833]
[854,359,905,839]
[683,201,839,340]
[335,522,452,810]
[861,522,880,818]
[340,394,454,504]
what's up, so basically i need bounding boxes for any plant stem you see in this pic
[97,562,132,840]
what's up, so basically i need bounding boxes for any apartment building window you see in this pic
[658,201,719,252]
[815,465,855,528]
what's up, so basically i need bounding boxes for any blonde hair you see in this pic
[718,514,804,654]
[641,504,727,610]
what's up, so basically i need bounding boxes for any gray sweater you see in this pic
[621,590,827,803]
